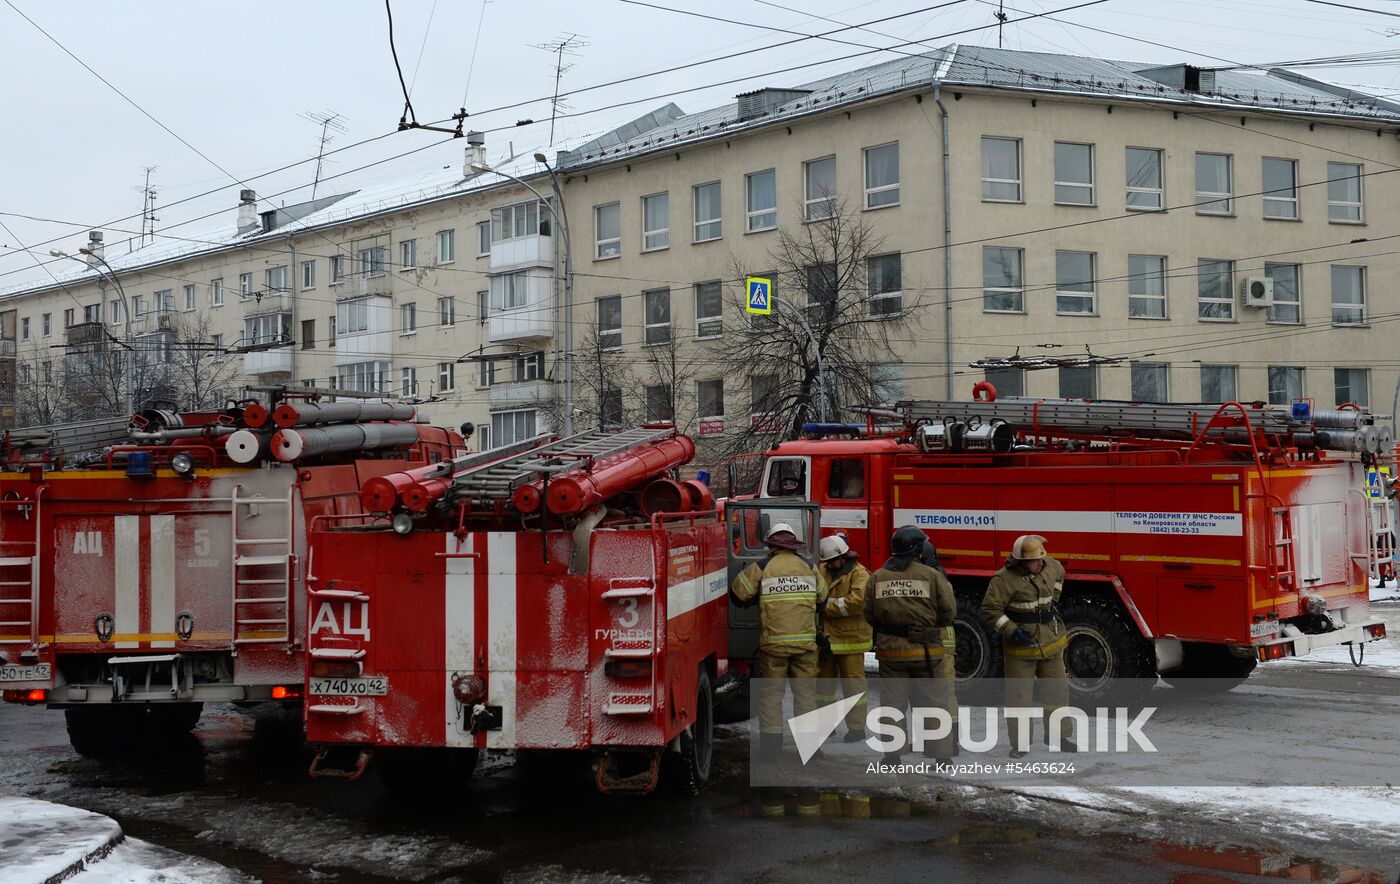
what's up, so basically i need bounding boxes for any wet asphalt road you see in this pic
[1,693,1395,884]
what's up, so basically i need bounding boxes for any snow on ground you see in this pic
[0,796,121,882]
[1372,582,1400,603]
[67,837,251,883]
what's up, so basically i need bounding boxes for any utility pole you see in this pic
[995,0,1008,48]
[300,110,348,199]
[530,34,589,146]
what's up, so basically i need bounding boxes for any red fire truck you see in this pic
[0,387,464,754]
[731,393,1390,698]
[301,425,775,794]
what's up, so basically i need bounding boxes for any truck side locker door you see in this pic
[819,455,871,562]
[724,498,821,659]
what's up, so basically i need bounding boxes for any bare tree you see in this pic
[542,315,635,433]
[164,315,243,410]
[13,341,68,427]
[719,196,918,453]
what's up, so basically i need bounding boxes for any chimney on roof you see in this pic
[735,87,812,121]
[1136,64,1215,95]
[84,231,104,267]
[462,131,487,180]
[237,189,259,235]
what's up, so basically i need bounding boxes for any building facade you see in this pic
[3,45,1396,466]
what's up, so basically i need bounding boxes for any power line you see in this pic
[1303,0,1400,18]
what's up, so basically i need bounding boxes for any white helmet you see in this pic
[765,522,797,541]
[817,535,850,562]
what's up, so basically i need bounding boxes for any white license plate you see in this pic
[309,676,388,696]
[1250,620,1280,638]
[0,663,50,682]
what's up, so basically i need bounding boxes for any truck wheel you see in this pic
[377,747,478,797]
[1160,643,1257,693]
[1060,596,1156,703]
[147,702,203,739]
[713,670,751,724]
[65,708,116,757]
[953,592,1001,682]
[664,668,714,795]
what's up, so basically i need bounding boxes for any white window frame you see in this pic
[1059,365,1097,400]
[357,248,385,278]
[110,300,122,325]
[19,317,28,340]
[492,271,528,311]
[515,352,544,382]
[697,378,725,420]
[1327,162,1363,223]
[438,361,456,393]
[1200,364,1238,403]
[745,169,777,232]
[1130,362,1169,403]
[1268,366,1304,405]
[476,290,487,325]
[598,296,622,350]
[1331,265,1366,326]
[1264,262,1301,325]
[1053,141,1094,206]
[401,366,417,398]
[1334,367,1369,407]
[41,313,51,336]
[439,296,455,328]
[803,156,836,221]
[863,142,900,209]
[302,259,316,289]
[400,240,416,271]
[1262,157,1299,220]
[239,273,253,298]
[183,284,196,312]
[642,192,670,251]
[490,409,538,448]
[695,281,723,340]
[867,253,902,317]
[1128,254,1167,319]
[400,302,416,335]
[1197,258,1234,322]
[437,229,456,263]
[477,220,491,255]
[693,181,722,242]
[211,279,223,307]
[981,136,1022,202]
[1055,251,1096,316]
[644,288,671,345]
[982,246,1025,314]
[337,297,370,334]
[330,255,346,284]
[1195,152,1233,215]
[595,202,621,259]
[477,359,495,389]
[1125,147,1164,211]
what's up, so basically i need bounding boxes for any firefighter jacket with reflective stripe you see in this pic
[982,557,1067,658]
[865,561,956,662]
[820,561,872,654]
[731,550,828,655]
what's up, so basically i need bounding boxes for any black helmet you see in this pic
[891,525,926,556]
[918,539,940,567]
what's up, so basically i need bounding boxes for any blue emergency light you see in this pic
[1291,401,1311,422]
[125,451,155,479]
[801,423,866,439]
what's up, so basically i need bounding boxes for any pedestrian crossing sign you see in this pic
[746,277,772,315]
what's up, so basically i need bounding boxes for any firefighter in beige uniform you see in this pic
[815,534,871,741]
[729,523,827,749]
[866,525,957,761]
[981,534,1075,757]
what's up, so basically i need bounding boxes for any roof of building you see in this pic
[7,44,1398,300]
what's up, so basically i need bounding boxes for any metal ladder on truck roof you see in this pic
[0,489,44,650]
[449,426,678,503]
[231,486,296,646]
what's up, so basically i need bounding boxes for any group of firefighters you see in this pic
[730,522,1073,817]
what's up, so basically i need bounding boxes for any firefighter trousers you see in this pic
[1003,648,1071,746]
[817,652,868,733]
[877,658,955,759]
[756,648,819,737]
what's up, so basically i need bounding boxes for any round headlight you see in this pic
[170,451,196,477]
[391,512,415,535]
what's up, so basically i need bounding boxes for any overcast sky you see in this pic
[2,0,1397,291]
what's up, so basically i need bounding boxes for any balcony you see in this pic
[244,347,292,376]
[65,321,107,347]
[134,310,179,334]
[488,378,554,409]
[488,270,556,344]
[334,295,394,367]
[244,291,289,315]
[489,234,554,273]
[0,339,15,358]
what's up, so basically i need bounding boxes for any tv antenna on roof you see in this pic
[300,110,349,199]
[531,33,590,146]
[131,167,159,247]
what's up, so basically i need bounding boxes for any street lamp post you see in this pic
[50,248,135,414]
[470,159,575,436]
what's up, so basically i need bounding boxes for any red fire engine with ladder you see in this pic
[301,423,782,794]
[731,391,1391,699]
[0,386,464,754]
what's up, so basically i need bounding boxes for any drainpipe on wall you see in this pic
[286,233,297,384]
[934,82,954,399]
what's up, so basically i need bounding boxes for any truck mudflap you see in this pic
[1254,617,1387,662]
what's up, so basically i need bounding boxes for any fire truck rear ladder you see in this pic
[231,486,296,647]
[0,489,44,650]
[448,426,679,502]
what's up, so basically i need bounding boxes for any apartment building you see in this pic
[2,45,1396,462]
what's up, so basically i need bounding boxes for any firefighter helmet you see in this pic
[817,534,850,562]
[765,522,805,550]
[918,539,941,567]
[891,525,926,556]
[1011,534,1047,561]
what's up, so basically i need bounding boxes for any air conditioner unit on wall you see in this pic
[1240,276,1274,308]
